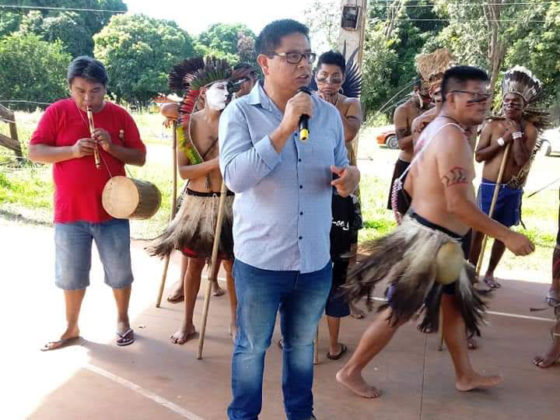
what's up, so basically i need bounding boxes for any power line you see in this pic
[0,4,126,14]
[391,18,547,22]
[373,1,554,5]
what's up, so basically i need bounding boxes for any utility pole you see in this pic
[337,0,368,70]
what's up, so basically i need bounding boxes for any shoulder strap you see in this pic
[398,122,464,182]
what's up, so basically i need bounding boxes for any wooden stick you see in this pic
[156,120,179,308]
[475,142,512,275]
[197,181,228,360]
[86,106,100,170]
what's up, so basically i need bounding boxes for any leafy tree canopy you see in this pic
[94,14,195,104]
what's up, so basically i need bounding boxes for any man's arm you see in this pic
[28,140,94,164]
[394,105,413,152]
[437,129,534,256]
[331,112,359,197]
[219,103,281,193]
[339,98,362,142]
[475,121,511,163]
[511,122,537,166]
[95,128,146,166]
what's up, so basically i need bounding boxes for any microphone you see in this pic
[298,87,311,141]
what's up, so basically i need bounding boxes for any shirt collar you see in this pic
[247,81,273,111]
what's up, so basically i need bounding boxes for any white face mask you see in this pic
[205,81,229,110]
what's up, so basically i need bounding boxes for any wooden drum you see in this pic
[102,176,161,219]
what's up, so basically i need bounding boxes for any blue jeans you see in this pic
[228,259,332,420]
[54,219,133,290]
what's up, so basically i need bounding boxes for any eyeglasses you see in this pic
[269,51,316,65]
[451,90,491,103]
[316,74,343,84]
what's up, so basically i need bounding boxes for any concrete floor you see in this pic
[2,219,559,420]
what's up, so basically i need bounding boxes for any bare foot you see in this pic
[336,368,381,398]
[212,281,225,297]
[170,325,197,344]
[533,329,560,368]
[167,281,184,303]
[483,273,501,289]
[455,372,503,391]
[41,326,81,351]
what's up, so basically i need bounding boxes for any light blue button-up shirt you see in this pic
[219,83,349,273]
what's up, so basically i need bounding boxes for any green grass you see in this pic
[1,109,558,280]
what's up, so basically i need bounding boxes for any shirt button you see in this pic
[299,236,302,240]
[298,158,302,162]
[300,185,303,189]
[300,212,303,215]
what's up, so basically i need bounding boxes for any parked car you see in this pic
[539,127,560,156]
[376,125,399,149]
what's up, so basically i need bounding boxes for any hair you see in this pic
[256,19,309,55]
[441,65,489,102]
[67,56,108,86]
[317,50,346,74]
[413,77,422,89]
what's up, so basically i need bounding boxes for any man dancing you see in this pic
[469,66,540,289]
[336,66,534,398]
[149,57,238,343]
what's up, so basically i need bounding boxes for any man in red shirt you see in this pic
[29,56,146,350]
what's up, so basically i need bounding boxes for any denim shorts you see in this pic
[54,219,134,290]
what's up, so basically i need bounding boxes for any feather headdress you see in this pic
[501,65,542,104]
[415,49,453,90]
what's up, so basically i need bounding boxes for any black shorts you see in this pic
[387,159,411,214]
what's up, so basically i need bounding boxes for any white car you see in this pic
[540,127,560,156]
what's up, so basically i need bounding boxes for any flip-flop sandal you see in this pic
[167,294,184,303]
[116,328,135,347]
[483,277,501,289]
[327,343,348,360]
[41,336,81,352]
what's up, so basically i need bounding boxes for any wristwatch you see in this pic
[497,137,505,147]
[512,131,523,140]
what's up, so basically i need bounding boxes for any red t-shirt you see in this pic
[30,98,146,223]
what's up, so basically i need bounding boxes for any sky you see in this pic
[125,0,314,36]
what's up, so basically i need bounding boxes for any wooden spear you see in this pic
[197,181,228,359]
[156,120,178,308]
[475,142,512,275]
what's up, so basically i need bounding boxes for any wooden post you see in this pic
[0,104,23,161]
[156,120,179,308]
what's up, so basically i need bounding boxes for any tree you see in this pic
[431,0,553,99]
[94,14,195,104]
[41,12,93,58]
[361,0,445,116]
[195,23,255,63]
[0,33,71,110]
[504,2,560,114]
[303,0,341,54]
[0,0,127,56]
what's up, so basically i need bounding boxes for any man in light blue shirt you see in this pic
[220,19,360,420]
